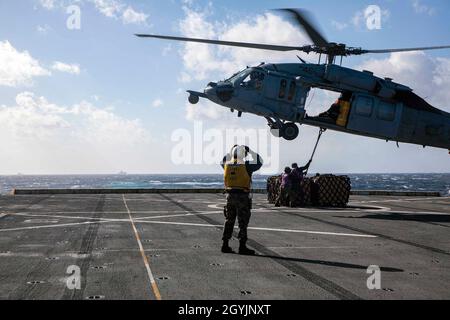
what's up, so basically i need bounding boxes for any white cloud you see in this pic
[186,100,227,121]
[0,92,157,173]
[331,20,348,31]
[0,92,150,142]
[36,24,52,34]
[412,0,436,15]
[90,0,124,18]
[0,41,50,87]
[358,51,450,111]
[39,0,56,10]
[0,92,69,138]
[178,7,310,83]
[51,61,81,75]
[351,10,363,29]
[162,44,173,56]
[122,6,148,25]
[38,0,150,25]
[152,98,164,108]
[89,0,148,25]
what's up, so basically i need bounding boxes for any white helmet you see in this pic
[231,145,246,160]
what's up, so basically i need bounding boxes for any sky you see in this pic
[0,0,449,174]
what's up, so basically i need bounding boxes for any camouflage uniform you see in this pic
[222,193,252,241]
[221,147,262,255]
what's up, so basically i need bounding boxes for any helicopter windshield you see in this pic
[241,70,265,90]
[226,68,252,85]
[226,68,265,90]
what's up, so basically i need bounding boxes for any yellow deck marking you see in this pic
[122,195,162,301]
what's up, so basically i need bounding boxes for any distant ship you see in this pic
[118,171,127,175]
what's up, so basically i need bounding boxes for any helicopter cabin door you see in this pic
[263,75,303,122]
[346,94,402,140]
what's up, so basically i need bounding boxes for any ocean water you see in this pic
[0,174,449,196]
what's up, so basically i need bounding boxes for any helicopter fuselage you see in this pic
[189,62,450,150]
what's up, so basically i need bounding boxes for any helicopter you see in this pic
[136,9,450,151]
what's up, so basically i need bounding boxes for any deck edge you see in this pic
[9,188,442,197]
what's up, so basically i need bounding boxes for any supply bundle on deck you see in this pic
[267,174,351,207]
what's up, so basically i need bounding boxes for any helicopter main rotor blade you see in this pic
[276,9,329,48]
[362,45,450,54]
[135,34,307,52]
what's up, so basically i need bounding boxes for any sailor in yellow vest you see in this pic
[221,145,263,255]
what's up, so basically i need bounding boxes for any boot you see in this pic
[239,241,255,256]
[221,240,234,254]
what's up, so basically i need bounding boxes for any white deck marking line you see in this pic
[267,246,356,249]
[4,211,222,222]
[5,210,211,214]
[207,203,389,212]
[134,211,222,220]
[6,212,129,222]
[377,210,450,216]
[9,211,131,214]
[118,198,219,203]
[253,207,390,213]
[86,249,172,253]
[135,220,377,238]
[0,221,108,232]
[351,196,447,204]
[122,194,162,301]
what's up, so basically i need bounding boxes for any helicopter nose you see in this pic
[204,84,216,97]
[206,82,233,102]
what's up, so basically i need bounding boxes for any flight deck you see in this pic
[0,192,449,300]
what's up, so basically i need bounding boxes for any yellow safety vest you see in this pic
[336,100,351,127]
[224,160,251,192]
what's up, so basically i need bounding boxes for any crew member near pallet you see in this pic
[221,145,263,255]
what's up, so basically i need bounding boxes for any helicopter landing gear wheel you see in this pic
[282,123,299,141]
[188,94,199,105]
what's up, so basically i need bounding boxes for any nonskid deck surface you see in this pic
[0,193,449,300]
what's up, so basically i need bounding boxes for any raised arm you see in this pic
[245,148,264,174]
[221,154,230,169]
[299,160,312,172]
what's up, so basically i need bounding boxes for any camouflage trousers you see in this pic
[222,193,252,242]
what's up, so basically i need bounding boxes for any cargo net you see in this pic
[267,175,351,208]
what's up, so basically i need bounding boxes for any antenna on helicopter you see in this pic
[296,55,306,64]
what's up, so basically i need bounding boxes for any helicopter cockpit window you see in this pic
[279,79,287,99]
[226,69,251,85]
[241,71,265,90]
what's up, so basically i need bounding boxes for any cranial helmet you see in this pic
[231,145,246,160]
